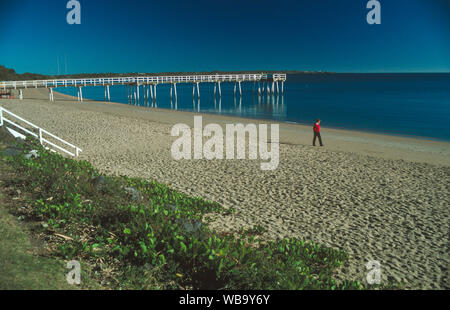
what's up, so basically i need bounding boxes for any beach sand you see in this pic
[1,88,449,289]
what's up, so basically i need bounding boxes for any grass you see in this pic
[0,135,367,290]
[0,193,69,289]
[0,153,100,289]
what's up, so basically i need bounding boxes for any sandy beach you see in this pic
[1,88,449,289]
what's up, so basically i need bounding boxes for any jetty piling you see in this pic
[150,84,154,103]
[136,85,140,106]
[49,88,54,102]
[77,86,83,102]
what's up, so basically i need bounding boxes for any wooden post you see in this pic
[142,85,146,104]
[150,84,154,102]
[105,85,110,102]
[78,87,83,102]
[136,84,140,105]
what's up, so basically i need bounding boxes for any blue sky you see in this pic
[1,0,449,74]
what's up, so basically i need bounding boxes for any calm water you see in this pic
[57,73,450,142]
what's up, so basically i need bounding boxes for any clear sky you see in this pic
[1,0,449,75]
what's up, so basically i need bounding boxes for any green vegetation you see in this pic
[0,142,102,289]
[0,137,364,290]
[0,65,47,81]
[0,190,73,290]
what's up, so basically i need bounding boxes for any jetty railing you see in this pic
[0,73,286,90]
[0,107,82,157]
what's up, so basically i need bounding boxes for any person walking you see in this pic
[313,119,323,146]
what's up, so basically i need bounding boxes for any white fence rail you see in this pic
[0,107,82,157]
[0,73,287,90]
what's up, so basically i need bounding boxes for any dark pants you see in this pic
[313,132,323,146]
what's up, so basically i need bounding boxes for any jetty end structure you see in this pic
[0,73,287,105]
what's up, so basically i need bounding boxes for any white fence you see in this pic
[0,107,82,157]
[0,73,287,90]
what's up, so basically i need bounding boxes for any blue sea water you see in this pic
[56,73,450,142]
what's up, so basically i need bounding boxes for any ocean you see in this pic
[56,73,450,142]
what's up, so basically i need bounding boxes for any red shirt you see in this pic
[313,122,320,133]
